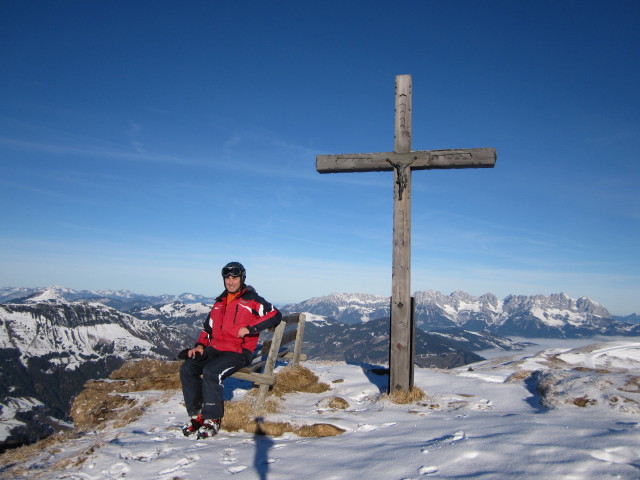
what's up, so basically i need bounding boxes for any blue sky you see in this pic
[1,1,638,315]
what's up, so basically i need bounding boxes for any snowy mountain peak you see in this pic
[23,286,70,303]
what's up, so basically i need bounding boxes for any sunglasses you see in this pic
[222,266,244,278]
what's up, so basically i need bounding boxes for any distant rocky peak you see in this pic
[502,292,611,317]
[575,296,609,316]
[284,289,633,337]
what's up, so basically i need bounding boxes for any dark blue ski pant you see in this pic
[180,347,250,420]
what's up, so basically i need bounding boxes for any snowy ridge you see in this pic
[0,302,181,368]
[286,292,390,323]
[0,306,156,370]
[132,301,210,324]
[0,299,186,447]
[3,339,640,479]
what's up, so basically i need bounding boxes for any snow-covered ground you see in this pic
[3,339,640,480]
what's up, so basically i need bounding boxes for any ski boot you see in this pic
[181,414,203,437]
[197,418,221,439]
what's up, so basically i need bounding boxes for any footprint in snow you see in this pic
[471,399,493,411]
[356,424,379,432]
[356,422,397,433]
[119,444,177,462]
[228,465,248,474]
[106,462,130,477]
[157,455,199,475]
[421,431,466,452]
[220,447,239,465]
[418,465,439,475]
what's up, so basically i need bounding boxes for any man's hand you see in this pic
[238,327,250,338]
[188,345,204,358]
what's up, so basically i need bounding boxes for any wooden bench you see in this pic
[230,312,306,411]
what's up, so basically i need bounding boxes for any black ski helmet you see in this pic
[221,261,246,284]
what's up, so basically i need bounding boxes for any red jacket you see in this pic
[195,285,282,355]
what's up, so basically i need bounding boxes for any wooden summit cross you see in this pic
[316,75,496,393]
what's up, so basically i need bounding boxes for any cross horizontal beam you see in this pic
[316,147,496,173]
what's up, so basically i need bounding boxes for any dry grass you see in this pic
[572,366,612,374]
[540,355,572,368]
[109,358,182,390]
[71,389,151,430]
[327,396,350,410]
[505,370,534,383]
[70,362,180,430]
[49,442,102,472]
[381,386,427,404]
[315,395,351,411]
[295,423,346,437]
[269,365,331,397]
[608,394,638,407]
[618,376,640,394]
[572,396,597,407]
[220,398,345,437]
[222,399,272,432]
[111,395,163,429]
[218,365,341,437]
[0,429,98,480]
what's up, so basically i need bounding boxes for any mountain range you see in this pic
[0,286,214,312]
[282,290,639,337]
[1,285,638,450]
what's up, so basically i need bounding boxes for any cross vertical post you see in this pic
[315,75,496,394]
[390,75,413,392]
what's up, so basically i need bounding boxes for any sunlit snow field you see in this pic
[4,337,640,480]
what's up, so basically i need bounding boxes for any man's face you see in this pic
[224,275,242,293]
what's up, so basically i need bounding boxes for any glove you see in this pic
[177,347,209,361]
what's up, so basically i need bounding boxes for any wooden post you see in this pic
[291,313,306,367]
[390,75,413,391]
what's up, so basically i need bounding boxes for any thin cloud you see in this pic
[0,136,193,165]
